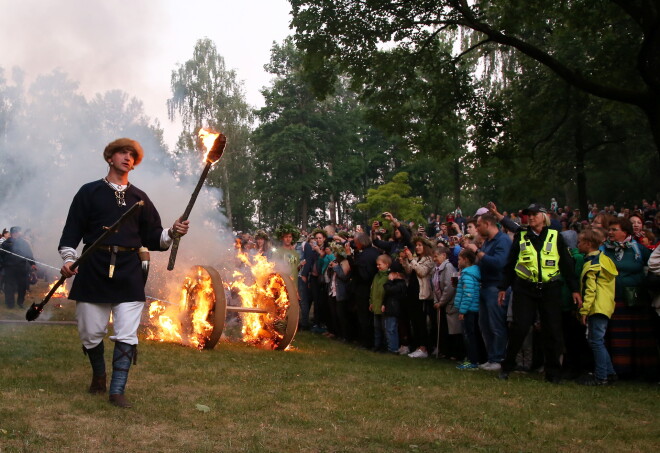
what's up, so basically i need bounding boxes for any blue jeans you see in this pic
[384,315,399,353]
[587,314,615,380]
[479,285,508,363]
[462,312,480,364]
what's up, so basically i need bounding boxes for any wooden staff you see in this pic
[167,133,226,271]
[26,200,145,322]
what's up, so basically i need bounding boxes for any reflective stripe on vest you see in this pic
[515,230,561,282]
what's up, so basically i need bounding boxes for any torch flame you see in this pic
[198,128,220,162]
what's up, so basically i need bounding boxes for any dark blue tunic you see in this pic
[59,179,167,303]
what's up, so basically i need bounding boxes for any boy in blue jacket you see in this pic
[454,249,482,370]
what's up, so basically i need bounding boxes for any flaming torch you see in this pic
[167,128,227,271]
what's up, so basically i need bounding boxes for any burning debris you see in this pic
[146,250,298,350]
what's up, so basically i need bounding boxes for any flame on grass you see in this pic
[44,277,68,299]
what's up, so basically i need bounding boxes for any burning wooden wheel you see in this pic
[147,265,298,350]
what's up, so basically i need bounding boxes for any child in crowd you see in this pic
[454,249,481,370]
[370,254,392,352]
[577,228,619,385]
[432,245,461,359]
[382,261,406,353]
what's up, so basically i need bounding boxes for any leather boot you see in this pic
[109,394,132,408]
[109,342,137,406]
[88,373,107,394]
[82,342,106,394]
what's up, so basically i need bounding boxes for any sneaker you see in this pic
[456,361,479,370]
[478,362,490,370]
[397,345,410,355]
[481,362,502,372]
[408,348,429,359]
[607,373,618,383]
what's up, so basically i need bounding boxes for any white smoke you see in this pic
[0,68,238,304]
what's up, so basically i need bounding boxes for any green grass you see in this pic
[0,295,659,452]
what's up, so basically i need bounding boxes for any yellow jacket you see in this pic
[579,251,618,318]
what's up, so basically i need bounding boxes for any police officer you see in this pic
[497,203,581,383]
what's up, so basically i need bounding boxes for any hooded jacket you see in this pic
[579,251,618,318]
[454,264,481,314]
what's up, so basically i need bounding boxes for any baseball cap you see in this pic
[522,203,547,215]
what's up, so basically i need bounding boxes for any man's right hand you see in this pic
[60,262,77,278]
[497,290,506,307]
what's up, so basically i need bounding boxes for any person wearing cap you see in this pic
[497,203,581,383]
[0,226,36,309]
[58,138,189,408]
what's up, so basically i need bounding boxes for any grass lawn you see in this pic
[0,285,659,452]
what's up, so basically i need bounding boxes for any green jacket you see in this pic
[579,251,618,318]
[370,270,389,315]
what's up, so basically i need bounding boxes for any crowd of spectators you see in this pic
[237,199,660,384]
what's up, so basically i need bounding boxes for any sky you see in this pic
[0,0,293,148]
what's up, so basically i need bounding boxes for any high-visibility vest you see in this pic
[515,229,561,283]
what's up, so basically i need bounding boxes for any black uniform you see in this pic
[499,226,578,381]
[0,236,35,308]
[59,179,167,303]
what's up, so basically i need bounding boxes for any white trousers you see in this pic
[76,301,144,349]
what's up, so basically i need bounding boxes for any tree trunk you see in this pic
[222,165,233,230]
[646,108,660,164]
[452,158,461,209]
[574,127,589,218]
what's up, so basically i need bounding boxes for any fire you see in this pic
[229,251,291,349]
[198,127,220,162]
[145,250,293,350]
[145,268,215,349]
[45,277,68,299]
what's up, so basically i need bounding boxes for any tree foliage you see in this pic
[252,38,402,230]
[288,0,660,214]
[356,172,425,227]
[168,38,255,231]
[290,0,660,160]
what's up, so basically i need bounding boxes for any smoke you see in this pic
[0,68,238,305]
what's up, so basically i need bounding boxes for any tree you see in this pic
[290,0,660,161]
[356,172,425,227]
[253,38,401,230]
[168,38,255,231]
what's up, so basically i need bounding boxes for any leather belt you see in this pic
[97,246,137,278]
[97,246,138,252]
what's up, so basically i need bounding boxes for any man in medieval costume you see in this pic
[59,138,189,408]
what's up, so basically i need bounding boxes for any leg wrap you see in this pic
[82,342,106,377]
[109,342,137,395]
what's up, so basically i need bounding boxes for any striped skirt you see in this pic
[606,301,659,380]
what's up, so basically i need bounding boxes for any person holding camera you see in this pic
[371,212,413,259]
